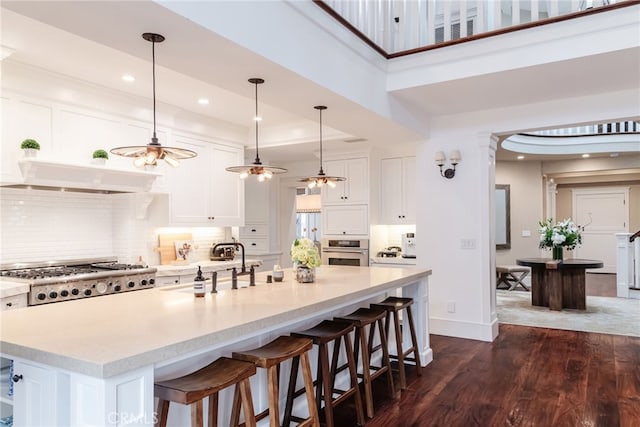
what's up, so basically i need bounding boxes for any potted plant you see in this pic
[92,149,109,165]
[291,238,321,283]
[20,139,40,157]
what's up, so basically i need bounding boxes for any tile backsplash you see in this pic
[0,188,228,265]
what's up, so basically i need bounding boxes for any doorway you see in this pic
[572,187,629,273]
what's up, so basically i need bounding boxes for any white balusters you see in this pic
[319,0,619,53]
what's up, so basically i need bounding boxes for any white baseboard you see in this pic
[629,288,640,299]
[429,316,499,342]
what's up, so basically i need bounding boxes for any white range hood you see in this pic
[15,159,161,193]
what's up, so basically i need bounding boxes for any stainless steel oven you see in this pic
[321,238,369,267]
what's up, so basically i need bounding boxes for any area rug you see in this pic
[496,289,640,337]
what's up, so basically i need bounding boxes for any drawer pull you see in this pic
[6,302,12,307]
[251,243,257,246]
[251,229,256,232]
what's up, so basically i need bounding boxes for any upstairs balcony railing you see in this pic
[529,121,640,136]
[315,0,638,57]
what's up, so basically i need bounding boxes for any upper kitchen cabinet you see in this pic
[167,135,244,227]
[321,157,369,205]
[380,156,416,224]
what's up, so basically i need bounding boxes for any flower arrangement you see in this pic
[538,218,582,250]
[291,238,321,268]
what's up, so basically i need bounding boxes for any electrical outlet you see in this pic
[447,301,456,313]
[460,239,476,249]
[522,230,531,237]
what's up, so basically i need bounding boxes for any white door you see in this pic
[572,188,629,273]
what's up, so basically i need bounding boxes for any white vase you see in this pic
[92,158,106,166]
[23,148,38,158]
[295,265,315,283]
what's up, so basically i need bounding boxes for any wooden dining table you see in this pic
[515,258,604,311]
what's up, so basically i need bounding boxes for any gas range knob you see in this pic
[37,292,46,301]
[127,281,135,288]
[60,290,69,297]
[149,278,155,285]
[71,288,80,296]
[84,289,92,296]
[113,285,122,292]
[49,291,58,299]
[141,279,148,286]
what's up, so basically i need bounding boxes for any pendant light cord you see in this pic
[151,38,157,142]
[254,81,260,164]
[318,108,324,175]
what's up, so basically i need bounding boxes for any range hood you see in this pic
[13,159,161,193]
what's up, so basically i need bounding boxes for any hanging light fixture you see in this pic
[111,33,197,168]
[226,78,287,181]
[299,105,346,189]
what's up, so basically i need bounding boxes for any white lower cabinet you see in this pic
[322,204,369,236]
[8,357,154,427]
[12,360,65,426]
[0,293,27,311]
[154,275,181,287]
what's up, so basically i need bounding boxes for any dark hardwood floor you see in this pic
[332,324,640,426]
[328,274,637,426]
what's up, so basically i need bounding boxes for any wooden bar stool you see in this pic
[154,356,257,427]
[334,307,396,418]
[371,296,422,390]
[232,336,320,427]
[284,320,365,427]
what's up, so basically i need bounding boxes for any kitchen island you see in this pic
[0,265,431,426]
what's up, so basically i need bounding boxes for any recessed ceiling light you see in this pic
[582,153,590,158]
[516,155,525,160]
[197,98,209,105]
[121,74,135,82]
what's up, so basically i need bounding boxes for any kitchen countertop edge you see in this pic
[0,266,431,378]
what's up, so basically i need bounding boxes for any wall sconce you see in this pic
[435,150,461,179]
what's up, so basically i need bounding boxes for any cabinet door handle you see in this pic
[251,243,257,246]
[251,229,256,232]
[12,374,23,383]
[6,302,12,307]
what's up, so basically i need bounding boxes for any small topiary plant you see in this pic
[21,139,40,150]
[92,149,109,160]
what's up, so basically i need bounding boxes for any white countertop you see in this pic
[370,256,417,266]
[0,280,30,298]
[0,266,430,378]
[153,258,263,277]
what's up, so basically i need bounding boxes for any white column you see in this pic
[615,233,633,297]
[479,132,499,340]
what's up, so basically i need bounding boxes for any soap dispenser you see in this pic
[193,266,206,298]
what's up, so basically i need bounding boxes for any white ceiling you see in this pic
[1,1,638,163]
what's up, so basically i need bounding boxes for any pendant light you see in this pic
[299,105,346,189]
[226,78,287,181]
[111,33,197,168]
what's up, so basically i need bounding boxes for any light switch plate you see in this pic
[522,230,531,237]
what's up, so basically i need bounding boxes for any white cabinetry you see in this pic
[239,178,280,264]
[321,156,370,237]
[380,157,416,224]
[167,135,244,226]
[321,158,368,205]
[12,359,64,426]
[323,205,369,236]
[0,293,27,311]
